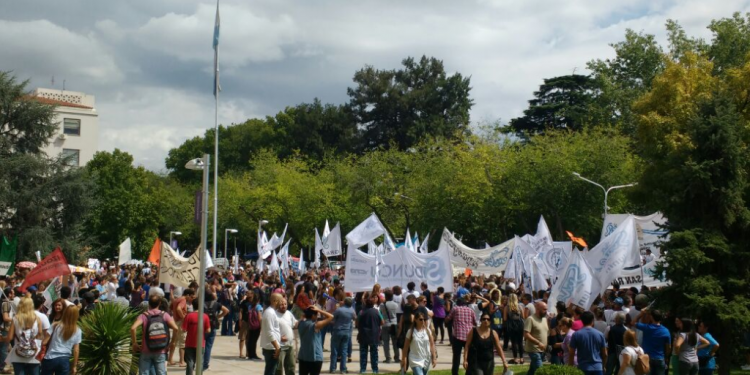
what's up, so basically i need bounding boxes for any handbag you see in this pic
[36,324,55,362]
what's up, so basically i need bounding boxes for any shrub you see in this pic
[77,302,141,375]
[535,365,585,375]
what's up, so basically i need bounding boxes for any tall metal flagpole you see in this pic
[212,0,221,260]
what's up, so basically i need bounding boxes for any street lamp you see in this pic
[572,172,638,217]
[224,228,238,259]
[185,155,210,375]
[169,231,182,244]
[394,192,413,200]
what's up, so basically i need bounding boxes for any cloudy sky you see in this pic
[3,0,749,171]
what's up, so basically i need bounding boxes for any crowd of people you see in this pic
[0,260,746,375]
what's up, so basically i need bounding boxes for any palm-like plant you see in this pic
[78,303,140,375]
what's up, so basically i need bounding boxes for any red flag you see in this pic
[20,247,71,292]
[148,238,162,266]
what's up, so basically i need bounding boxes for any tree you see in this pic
[507,74,600,135]
[348,56,473,151]
[633,53,750,375]
[0,71,94,262]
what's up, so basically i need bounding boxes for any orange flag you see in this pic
[565,231,588,248]
[148,238,162,266]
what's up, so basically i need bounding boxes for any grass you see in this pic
[380,364,750,375]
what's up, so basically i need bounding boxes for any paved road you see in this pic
[166,330,524,374]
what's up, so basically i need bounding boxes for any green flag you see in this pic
[0,236,17,276]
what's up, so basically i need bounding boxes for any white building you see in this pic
[33,88,99,166]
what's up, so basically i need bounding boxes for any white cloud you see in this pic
[0,19,123,84]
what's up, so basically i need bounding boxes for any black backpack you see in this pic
[206,301,221,330]
[144,312,170,351]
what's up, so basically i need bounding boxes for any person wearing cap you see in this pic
[604,297,626,327]
[299,305,334,375]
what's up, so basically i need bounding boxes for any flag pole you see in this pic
[211,0,221,260]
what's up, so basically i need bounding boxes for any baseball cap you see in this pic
[614,297,624,305]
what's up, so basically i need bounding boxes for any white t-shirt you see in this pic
[260,307,281,350]
[620,346,644,375]
[469,303,481,326]
[45,325,82,360]
[106,282,117,301]
[276,310,297,348]
[393,294,403,314]
[406,328,432,368]
[142,267,151,275]
[34,311,51,333]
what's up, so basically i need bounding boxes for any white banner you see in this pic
[345,244,454,293]
[321,223,343,257]
[609,260,670,289]
[548,248,595,309]
[158,244,209,288]
[585,216,640,299]
[602,213,668,258]
[438,229,514,275]
[118,238,131,266]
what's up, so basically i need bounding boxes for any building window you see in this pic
[61,149,80,166]
[63,118,81,135]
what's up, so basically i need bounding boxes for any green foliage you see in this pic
[508,75,601,135]
[78,302,141,375]
[348,55,473,150]
[535,365,584,375]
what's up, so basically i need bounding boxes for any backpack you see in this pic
[506,307,524,333]
[14,321,38,359]
[248,305,261,331]
[144,312,170,351]
[631,347,650,375]
[206,301,221,330]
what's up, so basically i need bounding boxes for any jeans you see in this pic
[678,361,699,375]
[605,351,620,375]
[528,352,544,375]
[412,364,431,375]
[137,352,167,375]
[380,325,399,362]
[222,305,235,335]
[451,339,465,375]
[276,346,295,375]
[0,331,8,369]
[299,360,323,375]
[263,349,280,375]
[41,356,70,375]
[185,348,201,375]
[359,343,379,373]
[330,330,351,372]
[650,358,667,375]
[320,325,330,351]
[551,354,564,365]
[12,363,40,375]
[203,329,217,370]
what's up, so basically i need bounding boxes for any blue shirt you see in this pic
[697,332,718,369]
[298,320,323,362]
[332,306,355,332]
[569,326,607,371]
[636,323,671,360]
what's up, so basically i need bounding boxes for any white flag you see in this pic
[314,229,322,268]
[322,223,343,257]
[118,238,132,266]
[405,228,415,252]
[534,215,554,250]
[269,250,280,272]
[413,232,421,253]
[419,233,430,253]
[548,248,595,309]
[532,254,550,292]
[584,216,640,299]
[367,241,378,255]
[299,250,306,273]
[345,213,387,247]
[323,220,331,238]
[384,232,396,253]
[279,240,290,272]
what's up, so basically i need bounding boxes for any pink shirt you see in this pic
[572,319,584,331]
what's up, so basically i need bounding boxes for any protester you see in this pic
[696,320,719,375]
[357,294,382,374]
[261,293,284,375]
[247,293,263,361]
[432,287,446,345]
[182,298,210,375]
[635,309,671,375]
[524,302,549,375]
[674,319,710,375]
[7,296,43,375]
[41,305,81,375]
[463,312,507,375]
[298,306,333,375]
[131,295,179,375]
[504,293,525,364]
[618,330,644,375]
[445,295,477,375]
[402,310,437,375]
[569,311,608,375]
[330,297,355,374]
[168,288,193,367]
[606,312,628,375]
[276,297,298,375]
[1,289,13,374]
[203,290,229,371]
[32,295,51,346]
[379,291,400,364]
[549,315,565,365]
[47,300,65,324]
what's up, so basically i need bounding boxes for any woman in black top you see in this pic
[463,312,508,375]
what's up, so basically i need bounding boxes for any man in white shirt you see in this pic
[643,249,655,264]
[261,293,283,375]
[32,295,51,342]
[105,275,117,301]
[276,298,298,375]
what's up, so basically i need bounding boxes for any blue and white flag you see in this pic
[585,215,639,299]
[548,248,595,309]
[212,0,221,97]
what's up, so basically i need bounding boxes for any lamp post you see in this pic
[169,231,182,245]
[572,172,638,218]
[185,155,210,375]
[224,228,238,259]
